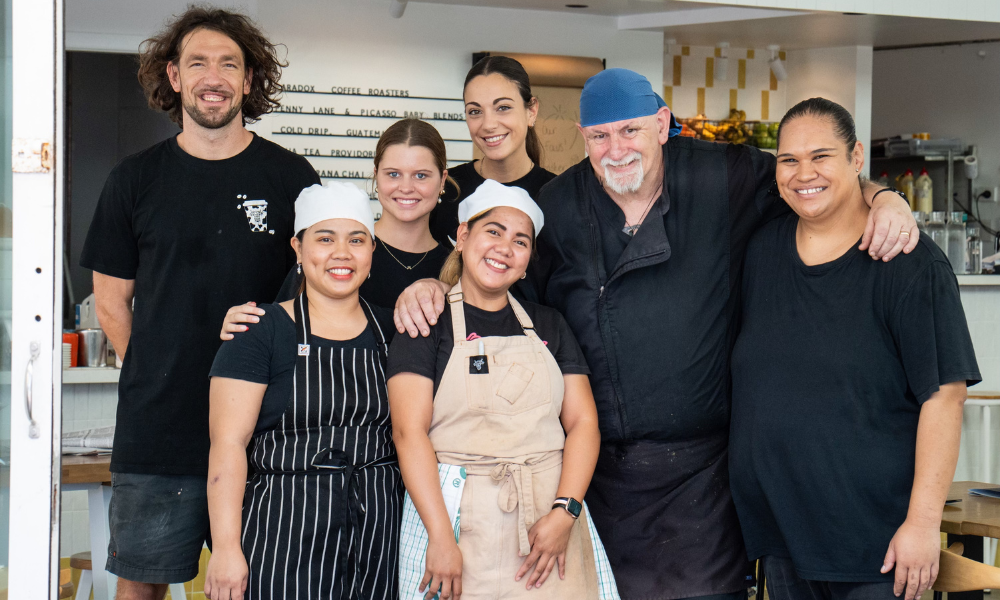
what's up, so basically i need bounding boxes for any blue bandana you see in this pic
[580,68,681,136]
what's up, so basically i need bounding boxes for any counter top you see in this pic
[958,275,1000,286]
[63,367,120,384]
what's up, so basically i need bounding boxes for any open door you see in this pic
[4,0,65,596]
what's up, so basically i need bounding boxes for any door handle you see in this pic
[24,341,40,439]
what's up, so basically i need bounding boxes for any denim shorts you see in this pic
[105,472,211,584]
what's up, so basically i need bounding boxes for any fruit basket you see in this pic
[677,109,779,149]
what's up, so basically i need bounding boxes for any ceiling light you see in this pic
[768,44,787,81]
[565,4,589,8]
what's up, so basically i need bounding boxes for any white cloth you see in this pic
[458,179,544,236]
[294,181,375,236]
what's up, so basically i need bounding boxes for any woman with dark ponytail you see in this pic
[429,55,557,244]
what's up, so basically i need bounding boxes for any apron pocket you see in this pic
[496,363,533,404]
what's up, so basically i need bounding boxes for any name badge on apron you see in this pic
[469,355,489,374]
[298,344,310,356]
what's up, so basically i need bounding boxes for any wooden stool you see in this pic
[933,542,1000,599]
[60,567,74,599]
[70,552,93,600]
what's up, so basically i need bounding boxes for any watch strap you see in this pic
[552,497,582,519]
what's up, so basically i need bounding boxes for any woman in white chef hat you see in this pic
[388,179,619,600]
[204,181,402,600]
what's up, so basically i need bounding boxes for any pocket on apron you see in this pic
[464,352,551,415]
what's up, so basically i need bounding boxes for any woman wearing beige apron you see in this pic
[388,180,618,600]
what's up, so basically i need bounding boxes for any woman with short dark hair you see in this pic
[730,98,981,600]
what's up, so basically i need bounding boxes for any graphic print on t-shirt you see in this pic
[237,194,273,234]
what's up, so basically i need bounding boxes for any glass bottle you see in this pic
[912,211,927,236]
[967,225,983,275]
[947,212,967,274]
[927,211,948,255]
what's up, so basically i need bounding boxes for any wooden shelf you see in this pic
[62,367,120,384]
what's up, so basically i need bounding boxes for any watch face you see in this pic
[567,498,583,518]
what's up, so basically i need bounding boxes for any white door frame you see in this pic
[9,0,64,596]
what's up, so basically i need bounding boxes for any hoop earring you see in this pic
[520,272,526,280]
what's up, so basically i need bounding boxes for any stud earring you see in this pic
[520,272,526,280]
[296,263,302,275]
[855,168,860,173]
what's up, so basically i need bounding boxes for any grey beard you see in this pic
[602,157,645,194]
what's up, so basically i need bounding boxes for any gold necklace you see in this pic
[379,237,431,271]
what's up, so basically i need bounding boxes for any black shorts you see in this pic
[105,473,211,584]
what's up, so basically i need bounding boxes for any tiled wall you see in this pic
[58,287,1000,561]
[664,44,787,122]
[60,383,117,558]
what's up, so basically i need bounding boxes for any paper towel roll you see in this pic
[964,155,978,180]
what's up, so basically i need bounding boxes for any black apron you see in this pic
[241,291,402,600]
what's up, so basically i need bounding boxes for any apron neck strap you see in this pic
[447,279,539,343]
[294,286,386,355]
[294,287,311,346]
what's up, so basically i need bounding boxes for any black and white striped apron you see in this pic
[241,290,402,600]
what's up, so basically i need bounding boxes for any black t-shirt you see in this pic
[730,214,981,581]
[387,300,589,393]
[429,161,556,245]
[358,238,452,309]
[209,302,393,434]
[80,133,320,475]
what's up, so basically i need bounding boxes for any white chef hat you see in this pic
[458,179,544,236]
[294,181,375,236]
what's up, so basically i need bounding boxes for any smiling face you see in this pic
[167,27,251,130]
[578,109,671,196]
[464,73,538,164]
[455,207,534,296]
[292,219,374,300]
[776,114,865,222]
[374,144,446,224]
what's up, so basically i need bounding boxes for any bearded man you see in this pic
[80,8,318,599]
[394,69,918,600]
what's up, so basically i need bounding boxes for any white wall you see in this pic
[668,0,1000,21]
[786,46,874,174]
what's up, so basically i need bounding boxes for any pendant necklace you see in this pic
[379,237,430,271]
[621,182,663,236]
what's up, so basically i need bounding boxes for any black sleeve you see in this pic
[539,309,590,375]
[386,322,441,381]
[80,164,139,279]
[210,307,280,384]
[891,260,982,403]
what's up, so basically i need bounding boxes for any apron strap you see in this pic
[447,280,467,342]
[294,288,311,346]
[448,279,540,343]
[506,293,541,342]
[359,295,388,357]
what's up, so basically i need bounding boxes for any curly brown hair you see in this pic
[137,6,286,126]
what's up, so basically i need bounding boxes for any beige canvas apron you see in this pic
[429,280,600,599]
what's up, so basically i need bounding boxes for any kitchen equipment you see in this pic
[77,329,107,368]
[912,211,927,236]
[62,332,78,368]
[948,212,967,274]
[885,138,964,158]
[968,226,983,275]
[78,293,100,330]
[927,211,948,254]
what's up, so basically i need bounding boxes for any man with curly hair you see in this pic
[80,7,318,599]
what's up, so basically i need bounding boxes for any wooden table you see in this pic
[942,481,1000,600]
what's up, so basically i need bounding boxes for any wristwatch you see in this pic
[552,497,582,519]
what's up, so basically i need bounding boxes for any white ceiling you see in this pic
[410,0,1000,49]
[655,12,1000,50]
[408,0,720,17]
